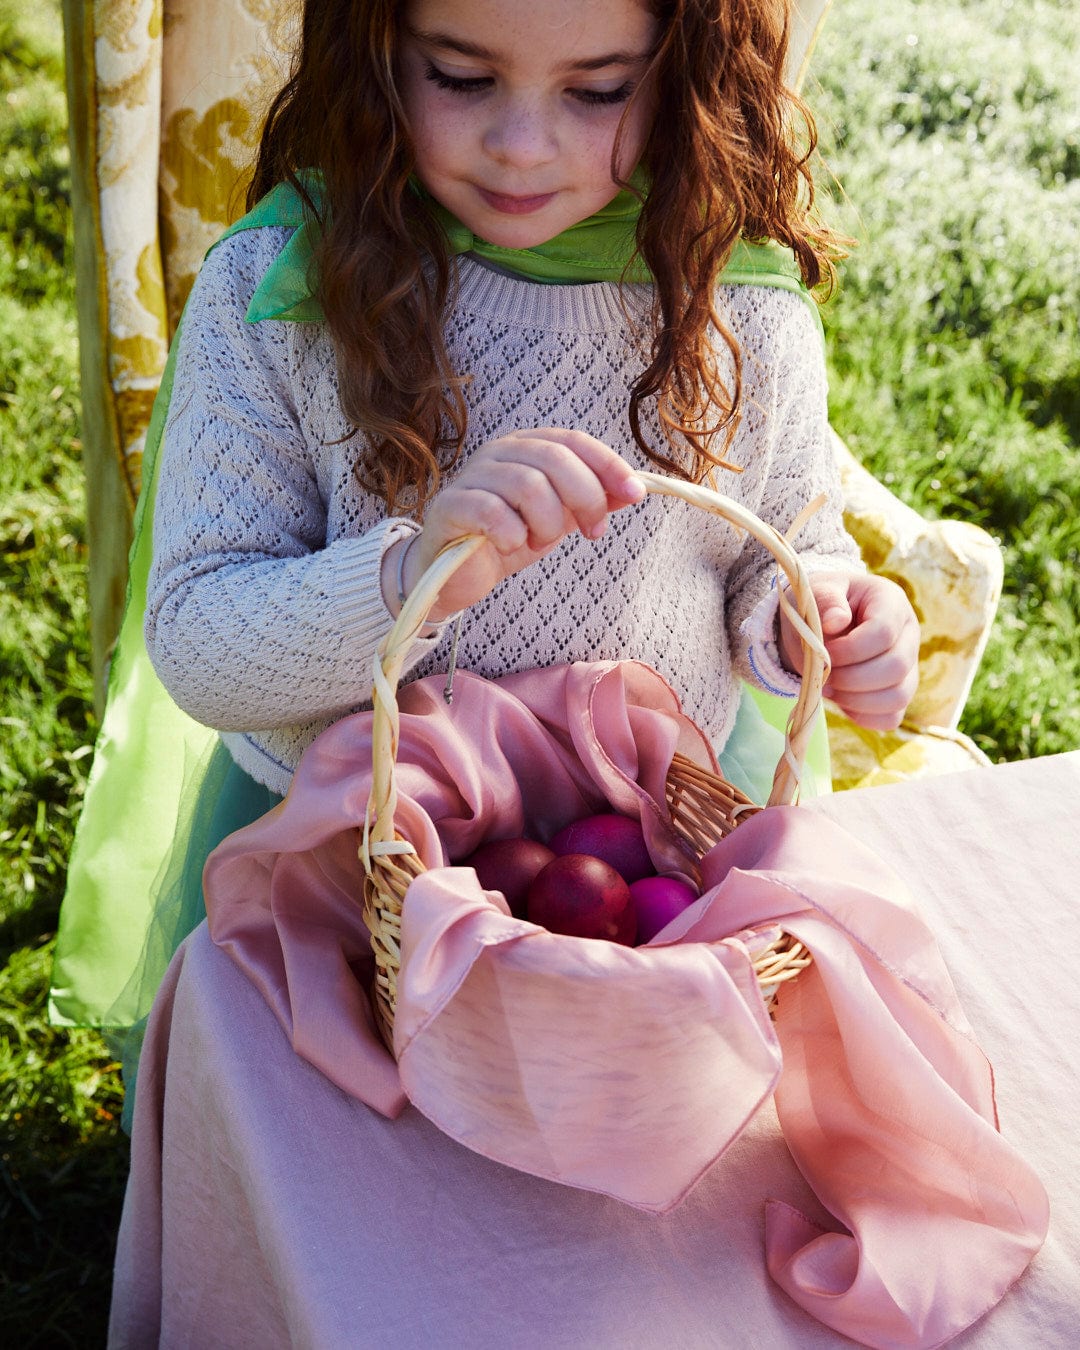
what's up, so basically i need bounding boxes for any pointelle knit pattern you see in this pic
[145,226,861,795]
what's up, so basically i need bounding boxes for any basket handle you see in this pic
[363,471,830,868]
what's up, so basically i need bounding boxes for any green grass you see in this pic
[811,0,1080,760]
[0,0,1077,1344]
[1,944,127,1347]
[1,1,127,1343]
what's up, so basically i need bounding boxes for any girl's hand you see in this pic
[383,428,646,622]
[780,571,921,731]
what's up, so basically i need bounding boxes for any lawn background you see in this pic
[1,0,1077,1344]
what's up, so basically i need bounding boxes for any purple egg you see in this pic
[548,812,654,884]
[463,837,555,918]
[629,876,699,944]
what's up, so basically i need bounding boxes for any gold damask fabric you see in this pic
[159,0,300,337]
[64,0,297,697]
[86,0,166,500]
[82,0,297,506]
[65,0,1001,786]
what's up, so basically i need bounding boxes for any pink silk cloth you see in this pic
[204,661,1048,1349]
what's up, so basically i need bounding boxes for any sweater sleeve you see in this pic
[144,228,444,731]
[718,286,863,691]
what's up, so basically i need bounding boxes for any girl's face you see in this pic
[399,0,658,249]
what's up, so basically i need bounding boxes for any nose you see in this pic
[482,96,558,170]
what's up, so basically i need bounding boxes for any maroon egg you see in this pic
[547,812,654,884]
[526,854,635,944]
[464,837,556,918]
[629,875,699,944]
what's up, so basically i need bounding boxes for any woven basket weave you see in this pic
[359,472,828,1047]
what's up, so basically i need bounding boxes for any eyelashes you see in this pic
[573,83,636,107]
[422,62,635,107]
[423,64,490,96]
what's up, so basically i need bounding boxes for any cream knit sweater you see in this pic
[146,226,860,795]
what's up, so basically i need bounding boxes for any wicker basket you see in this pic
[359,471,828,1047]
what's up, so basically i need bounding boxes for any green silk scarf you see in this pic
[241,175,820,333]
[49,181,827,1029]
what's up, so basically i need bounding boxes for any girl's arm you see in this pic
[721,285,917,729]
[145,229,445,731]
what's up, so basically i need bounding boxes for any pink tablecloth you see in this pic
[109,752,1080,1348]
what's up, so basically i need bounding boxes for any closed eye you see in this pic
[424,62,636,109]
[570,82,636,107]
[424,62,491,95]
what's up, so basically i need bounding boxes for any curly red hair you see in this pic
[249,0,841,513]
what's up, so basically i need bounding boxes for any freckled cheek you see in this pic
[409,108,464,181]
[589,131,641,191]
[616,103,654,174]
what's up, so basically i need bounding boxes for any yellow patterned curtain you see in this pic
[63,0,299,703]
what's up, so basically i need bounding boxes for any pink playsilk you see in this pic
[204,661,1048,1349]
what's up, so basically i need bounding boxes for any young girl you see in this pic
[144,0,917,804]
[66,0,919,1121]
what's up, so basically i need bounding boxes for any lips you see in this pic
[477,186,557,215]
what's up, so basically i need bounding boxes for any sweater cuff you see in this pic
[740,578,802,698]
[319,518,453,658]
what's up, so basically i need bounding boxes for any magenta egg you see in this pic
[547,812,654,884]
[629,875,699,944]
